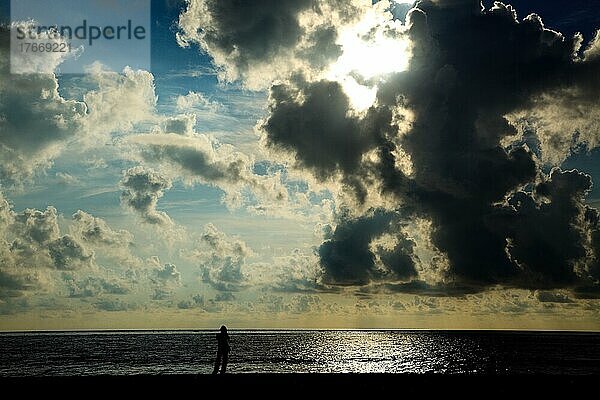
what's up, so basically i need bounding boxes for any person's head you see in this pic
[220,325,227,333]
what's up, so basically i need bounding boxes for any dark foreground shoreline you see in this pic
[2,374,597,396]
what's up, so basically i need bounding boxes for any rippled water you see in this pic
[0,330,598,376]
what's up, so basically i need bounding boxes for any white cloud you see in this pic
[55,172,79,185]
[94,297,134,312]
[70,210,141,268]
[12,206,60,246]
[127,130,290,211]
[154,263,182,285]
[188,223,251,292]
[254,293,323,314]
[63,274,131,298]
[9,21,78,74]
[149,262,182,300]
[82,63,158,138]
[71,210,133,247]
[0,28,157,184]
[506,87,600,165]
[0,39,87,183]
[162,114,197,136]
[48,235,94,270]
[256,249,326,293]
[0,190,168,304]
[176,91,222,112]
[0,192,94,299]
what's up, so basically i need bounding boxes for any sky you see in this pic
[0,0,599,331]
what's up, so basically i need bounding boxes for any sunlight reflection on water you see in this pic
[1,330,598,376]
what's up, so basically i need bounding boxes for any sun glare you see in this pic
[326,5,411,111]
[330,31,410,80]
[338,76,378,112]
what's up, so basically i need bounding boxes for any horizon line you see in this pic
[1,327,599,334]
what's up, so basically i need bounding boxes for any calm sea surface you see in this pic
[0,330,598,376]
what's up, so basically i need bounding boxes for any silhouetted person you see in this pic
[212,325,230,374]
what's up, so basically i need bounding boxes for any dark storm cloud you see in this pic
[261,0,600,294]
[299,24,343,70]
[262,77,406,202]
[120,166,173,225]
[503,169,592,288]
[572,284,600,299]
[378,0,600,292]
[178,0,312,69]
[319,209,417,286]
[177,0,354,86]
[578,204,600,293]
[481,0,600,44]
[263,78,374,180]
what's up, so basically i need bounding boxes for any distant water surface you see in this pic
[0,330,598,376]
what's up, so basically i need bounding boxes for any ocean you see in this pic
[0,330,598,376]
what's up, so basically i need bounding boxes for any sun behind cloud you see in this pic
[326,1,411,111]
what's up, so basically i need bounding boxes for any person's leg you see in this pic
[220,352,228,374]
[212,351,222,374]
